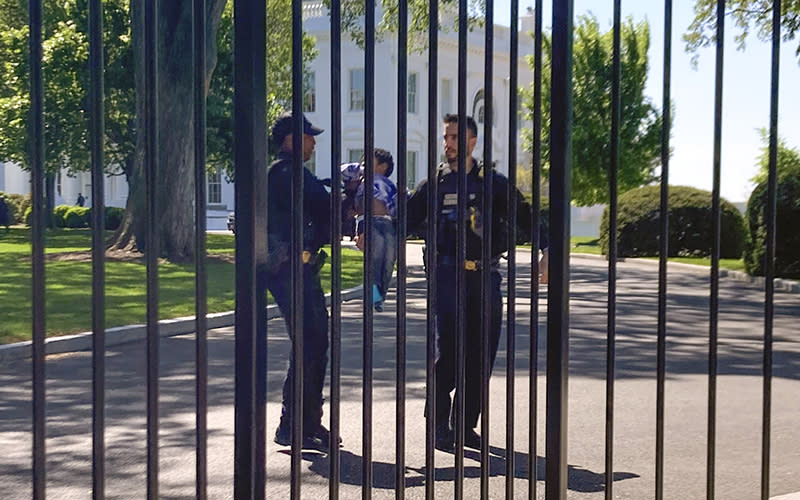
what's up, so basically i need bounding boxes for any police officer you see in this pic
[407,113,548,451]
[265,111,335,452]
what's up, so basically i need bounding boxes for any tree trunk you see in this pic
[109,0,226,260]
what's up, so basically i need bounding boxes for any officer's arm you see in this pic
[514,185,534,244]
[305,169,332,244]
[406,178,429,237]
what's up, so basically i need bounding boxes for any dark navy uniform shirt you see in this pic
[406,158,543,260]
[267,152,331,253]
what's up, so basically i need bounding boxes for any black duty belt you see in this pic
[437,255,499,271]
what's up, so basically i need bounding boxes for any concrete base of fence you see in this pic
[0,284,366,366]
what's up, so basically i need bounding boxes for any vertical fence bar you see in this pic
[362,0,376,495]
[233,0,267,494]
[529,2,543,498]
[480,0,495,496]
[506,0,519,496]
[707,1,726,498]
[28,0,46,496]
[88,0,106,497]
[455,0,469,495]
[396,0,409,497]
[290,0,306,492]
[546,1,573,499]
[143,0,160,497]
[655,1,673,498]
[425,1,439,494]
[604,1,621,498]
[329,0,343,496]
[761,1,781,498]
[192,0,208,497]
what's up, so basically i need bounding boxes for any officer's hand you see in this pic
[539,249,549,285]
[355,234,365,252]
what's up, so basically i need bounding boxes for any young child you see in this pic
[355,149,397,312]
[340,162,364,241]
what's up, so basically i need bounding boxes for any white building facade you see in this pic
[0,4,535,231]
[301,3,536,189]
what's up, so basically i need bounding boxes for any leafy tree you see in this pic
[0,0,132,224]
[206,1,317,178]
[330,0,485,52]
[684,0,800,63]
[520,15,665,206]
[750,127,800,185]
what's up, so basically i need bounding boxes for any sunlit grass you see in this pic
[0,228,363,343]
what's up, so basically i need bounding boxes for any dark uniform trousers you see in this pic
[266,261,329,431]
[435,259,503,429]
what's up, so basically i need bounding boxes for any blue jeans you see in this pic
[368,216,397,299]
[265,261,329,431]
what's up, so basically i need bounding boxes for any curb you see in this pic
[0,284,367,366]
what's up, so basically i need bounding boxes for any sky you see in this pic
[494,0,800,203]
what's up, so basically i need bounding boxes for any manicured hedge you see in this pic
[600,185,746,258]
[744,174,800,278]
[64,206,90,228]
[0,192,30,224]
[87,206,125,230]
[53,204,73,227]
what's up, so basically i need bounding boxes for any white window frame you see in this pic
[408,73,418,114]
[304,72,316,112]
[406,150,417,190]
[207,169,222,204]
[348,149,364,163]
[349,68,365,111]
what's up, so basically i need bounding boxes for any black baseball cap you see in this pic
[271,111,324,144]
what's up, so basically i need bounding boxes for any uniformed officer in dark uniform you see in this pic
[265,111,335,452]
[407,113,548,451]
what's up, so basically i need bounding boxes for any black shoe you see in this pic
[374,301,384,312]
[303,424,342,453]
[464,428,482,450]
[274,420,291,446]
[435,424,454,453]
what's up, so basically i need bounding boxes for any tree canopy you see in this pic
[684,0,800,64]
[751,128,800,185]
[521,15,665,206]
[0,0,133,176]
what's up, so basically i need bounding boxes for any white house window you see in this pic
[56,171,62,196]
[348,149,364,163]
[349,68,365,111]
[407,73,418,114]
[207,169,222,204]
[406,151,417,190]
[441,78,452,115]
[304,72,316,112]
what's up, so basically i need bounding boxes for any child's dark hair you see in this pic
[374,148,394,177]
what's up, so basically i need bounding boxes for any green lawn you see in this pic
[0,228,363,344]
[569,236,747,272]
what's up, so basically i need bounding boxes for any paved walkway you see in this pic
[1,245,799,499]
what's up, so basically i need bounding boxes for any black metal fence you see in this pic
[21,0,786,499]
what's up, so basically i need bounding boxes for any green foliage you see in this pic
[521,15,664,206]
[207,0,317,178]
[64,206,90,228]
[0,191,28,223]
[750,128,800,185]
[685,0,800,64]
[744,172,800,278]
[600,185,747,258]
[53,204,72,227]
[0,0,133,175]
[104,206,125,230]
[23,205,32,225]
[331,0,485,52]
